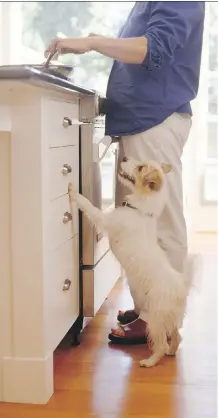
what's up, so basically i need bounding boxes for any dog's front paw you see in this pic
[68,182,77,201]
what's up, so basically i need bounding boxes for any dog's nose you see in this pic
[122,157,128,162]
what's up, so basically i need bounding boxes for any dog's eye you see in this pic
[138,165,143,172]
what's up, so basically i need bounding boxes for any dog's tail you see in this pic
[177,253,203,329]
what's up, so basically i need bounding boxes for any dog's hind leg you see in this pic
[167,327,182,356]
[140,323,169,368]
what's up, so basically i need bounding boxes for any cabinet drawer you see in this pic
[49,145,79,201]
[48,194,78,252]
[45,236,79,351]
[83,250,120,317]
[42,99,79,147]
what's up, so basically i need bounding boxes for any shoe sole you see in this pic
[108,332,146,345]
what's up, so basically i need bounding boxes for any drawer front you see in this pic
[49,145,79,201]
[83,250,120,317]
[45,236,79,352]
[43,99,79,147]
[48,194,78,252]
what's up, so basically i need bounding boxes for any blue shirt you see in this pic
[105,1,205,137]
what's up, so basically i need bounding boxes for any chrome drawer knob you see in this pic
[62,212,72,224]
[62,279,71,291]
[62,117,72,128]
[61,164,72,175]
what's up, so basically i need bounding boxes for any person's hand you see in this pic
[44,37,93,58]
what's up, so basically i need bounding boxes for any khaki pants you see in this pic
[115,113,192,273]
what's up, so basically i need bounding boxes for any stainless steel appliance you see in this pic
[0,64,74,80]
[79,118,120,317]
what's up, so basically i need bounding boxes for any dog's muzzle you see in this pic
[119,170,135,184]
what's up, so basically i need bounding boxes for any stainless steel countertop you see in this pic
[0,65,95,96]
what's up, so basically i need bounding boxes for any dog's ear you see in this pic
[161,163,172,174]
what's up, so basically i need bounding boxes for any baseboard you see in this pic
[2,353,53,404]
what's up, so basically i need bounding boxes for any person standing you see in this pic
[46,1,205,343]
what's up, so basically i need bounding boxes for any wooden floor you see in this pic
[0,237,217,418]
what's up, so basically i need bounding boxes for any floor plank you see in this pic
[0,247,217,418]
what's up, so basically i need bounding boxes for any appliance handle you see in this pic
[93,135,112,163]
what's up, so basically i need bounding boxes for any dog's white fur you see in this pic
[69,158,191,367]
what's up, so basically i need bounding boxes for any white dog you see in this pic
[68,158,191,367]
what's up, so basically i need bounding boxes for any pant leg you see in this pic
[116,113,192,273]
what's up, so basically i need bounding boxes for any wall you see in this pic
[183,95,218,235]
[0,132,13,402]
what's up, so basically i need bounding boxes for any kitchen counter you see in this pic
[0,72,96,405]
[0,65,95,96]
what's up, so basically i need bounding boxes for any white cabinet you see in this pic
[45,236,79,353]
[49,145,79,200]
[43,99,79,147]
[47,194,78,251]
[0,82,96,405]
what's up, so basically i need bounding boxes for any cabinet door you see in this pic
[47,194,78,252]
[49,145,79,201]
[45,236,79,352]
[82,250,120,317]
[42,99,79,148]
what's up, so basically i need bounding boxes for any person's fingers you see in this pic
[56,42,82,55]
[45,38,89,58]
[56,46,81,55]
[44,38,60,58]
[57,46,72,54]
[55,39,74,54]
